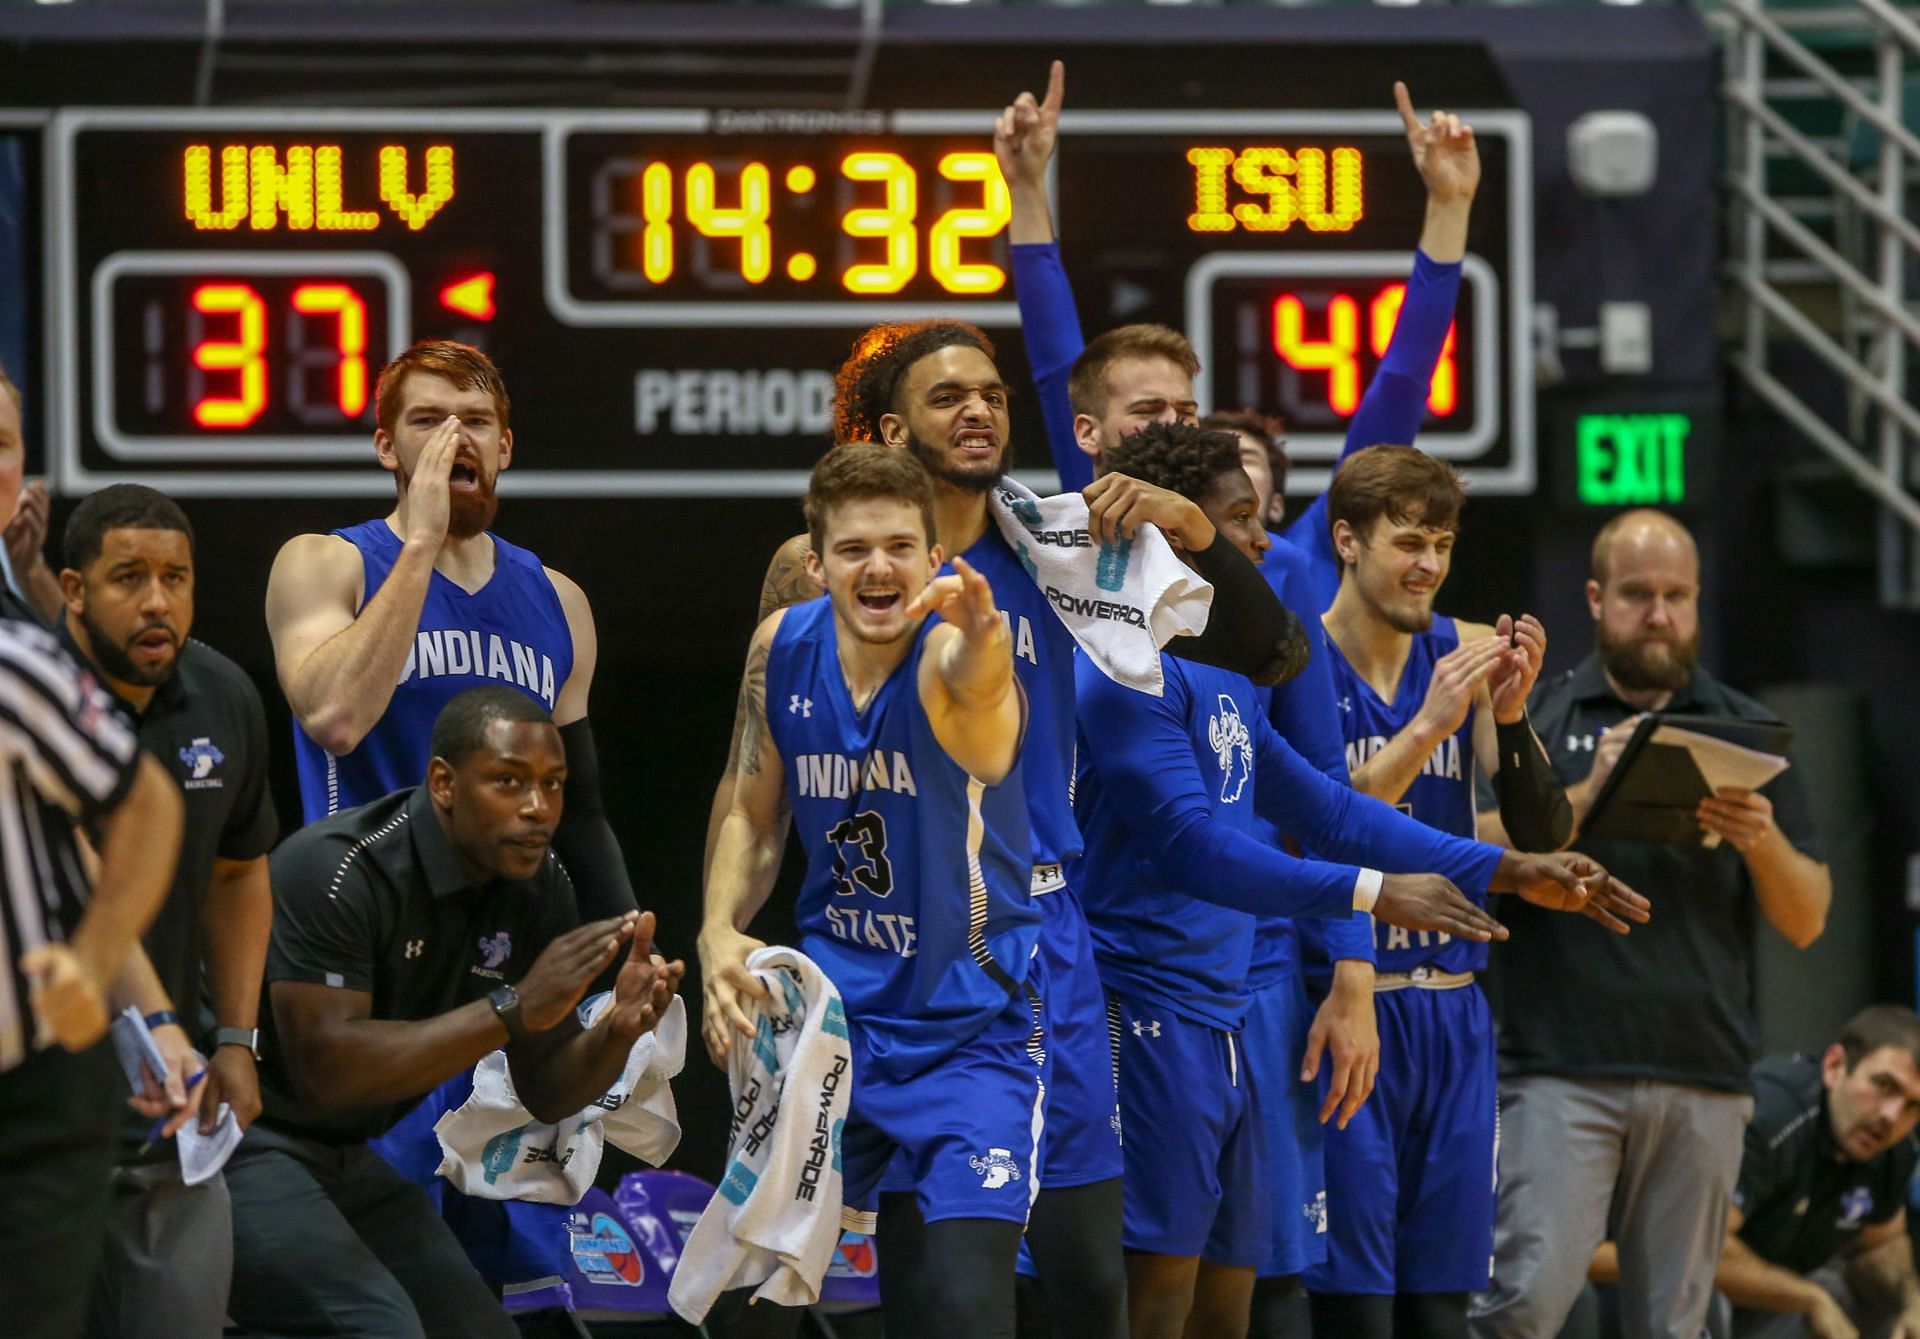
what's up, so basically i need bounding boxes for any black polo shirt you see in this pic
[257,785,580,1144]
[1483,654,1824,1092]
[1734,1054,1915,1274]
[59,624,279,1024]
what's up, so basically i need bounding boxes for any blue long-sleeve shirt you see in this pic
[1283,248,1463,614]
[1011,241,1096,494]
[1072,653,1502,1031]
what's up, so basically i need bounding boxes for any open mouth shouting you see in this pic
[450,455,484,492]
[856,585,903,615]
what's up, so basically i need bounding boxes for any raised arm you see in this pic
[997,60,1093,491]
[1288,85,1478,605]
[696,613,791,1064]
[265,417,459,755]
[914,558,1024,783]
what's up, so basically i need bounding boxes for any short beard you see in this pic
[1597,622,1697,694]
[80,606,175,688]
[904,428,1010,495]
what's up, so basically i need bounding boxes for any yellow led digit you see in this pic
[641,163,675,284]
[379,145,456,231]
[1273,294,1362,416]
[1187,148,1235,233]
[191,283,268,429]
[841,152,918,295]
[929,153,1011,295]
[184,146,248,231]
[1296,147,1364,233]
[1231,148,1300,233]
[315,146,379,231]
[292,284,370,418]
[249,146,315,231]
[686,162,772,284]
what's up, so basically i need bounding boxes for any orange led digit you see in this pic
[1187,148,1235,233]
[379,145,456,231]
[1370,284,1458,415]
[929,153,1010,295]
[185,145,249,230]
[190,284,268,429]
[1230,148,1300,233]
[1297,147,1364,233]
[640,163,675,284]
[292,284,370,417]
[1273,294,1361,417]
[841,152,918,295]
[686,162,773,284]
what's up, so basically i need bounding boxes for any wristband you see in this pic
[1352,868,1383,915]
[142,1010,180,1032]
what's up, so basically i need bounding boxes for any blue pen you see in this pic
[139,1069,206,1150]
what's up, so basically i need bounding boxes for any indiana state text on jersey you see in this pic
[400,629,559,707]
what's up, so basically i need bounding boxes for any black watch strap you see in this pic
[209,1026,260,1060]
[489,984,528,1042]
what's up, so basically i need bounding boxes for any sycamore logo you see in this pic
[1208,695,1254,803]
[968,1147,1022,1190]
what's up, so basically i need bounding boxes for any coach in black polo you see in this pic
[55,484,278,1339]
[1716,1006,1920,1339]
[1473,511,1831,1339]
[226,685,682,1339]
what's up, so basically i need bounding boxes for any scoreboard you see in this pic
[46,106,1532,498]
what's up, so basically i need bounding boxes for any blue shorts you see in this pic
[843,983,1049,1227]
[1242,970,1328,1278]
[889,885,1119,1202]
[1110,989,1269,1268]
[1303,981,1497,1296]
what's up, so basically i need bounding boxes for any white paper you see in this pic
[177,1104,243,1186]
[108,1005,168,1092]
[1647,725,1789,793]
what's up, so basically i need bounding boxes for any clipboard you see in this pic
[1581,712,1794,846]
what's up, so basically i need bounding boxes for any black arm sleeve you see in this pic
[553,717,638,919]
[1167,532,1310,687]
[1493,713,1574,852]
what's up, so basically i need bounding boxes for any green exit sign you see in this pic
[1576,413,1693,506]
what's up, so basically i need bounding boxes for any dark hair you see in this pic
[831,321,996,444]
[63,484,195,572]
[1101,420,1245,506]
[1200,409,1289,496]
[1837,1005,1920,1072]
[430,686,554,768]
[804,441,938,554]
[0,359,19,414]
[1325,444,1465,542]
[375,340,510,437]
[1068,323,1200,419]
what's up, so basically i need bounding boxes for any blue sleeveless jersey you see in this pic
[293,520,575,821]
[950,525,1080,871]
[766,597,1040,1083]
[1321,613,1484,974]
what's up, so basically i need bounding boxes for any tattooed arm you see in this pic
[704,535,823,878]
[696,611,794,1064]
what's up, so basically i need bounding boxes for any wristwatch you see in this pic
[208,1026,260,1060]
[489,984,528,1042]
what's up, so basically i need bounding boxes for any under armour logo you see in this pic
[789,696,813,717]
[1338,696,1353,713]
[1566,734,1596,753]
[1130,1018,1161,1038]
[404,939,425,959]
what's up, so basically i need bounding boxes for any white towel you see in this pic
[668,947,854,1324]
[430,993,687,1205]
[986,476,1213,696]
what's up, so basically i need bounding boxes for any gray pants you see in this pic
[226,1124,516,1339]
[87,1160,232,1339]
[1469,1075,1752,1339]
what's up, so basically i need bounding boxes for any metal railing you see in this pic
[1717,0,1920,606]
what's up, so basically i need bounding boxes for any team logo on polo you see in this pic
[178,737,226,790]
[969,1147,1022,1189]
[473,931,512,978]
[1208,695,1253,803]
[1838,1186,1874,1229]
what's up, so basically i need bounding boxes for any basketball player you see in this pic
[266,340,633,919]
[1303,444,1572,1339]
[701,442,1043,1339]
[704,318,1310,1338]
[1076,421,1647,1339]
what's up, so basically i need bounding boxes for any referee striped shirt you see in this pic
[0,620,141,1073]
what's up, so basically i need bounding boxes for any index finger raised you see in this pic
[1393,81,1422,136]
